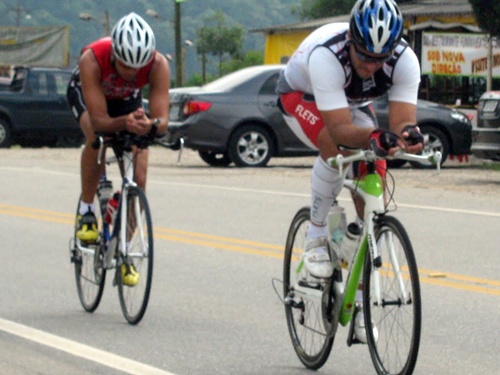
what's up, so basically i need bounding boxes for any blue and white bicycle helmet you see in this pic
[349,0,404,54]
[111,12,156,68]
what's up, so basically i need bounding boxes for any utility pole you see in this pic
[8,0,30,27]
[174,0,183,87]
[487,36,493,92]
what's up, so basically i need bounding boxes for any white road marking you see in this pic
[0,318,177,375]
[1,166,498,217]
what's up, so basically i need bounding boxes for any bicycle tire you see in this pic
[117,186,154,325]
[73,195,106,312]
[363,215,422,375]
[283,207,335,370]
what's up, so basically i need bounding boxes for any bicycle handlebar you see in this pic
[92,131,164,165]
[328,149,442,174]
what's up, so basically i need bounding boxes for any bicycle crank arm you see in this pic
[292,284,324,303]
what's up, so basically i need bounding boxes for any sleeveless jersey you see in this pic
[277,23,420,111]
[81,37,156,101]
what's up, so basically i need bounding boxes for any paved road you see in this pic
[0,148,499,375]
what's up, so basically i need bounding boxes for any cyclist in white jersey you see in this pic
[277,0,424,343]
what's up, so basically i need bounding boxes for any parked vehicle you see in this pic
[470,91,500,161]
[0,66,82,148]
[373,96,472,168]
[0,76,10,91]
[166,65,316,167]
[166,65,472,167]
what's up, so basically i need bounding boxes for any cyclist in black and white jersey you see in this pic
[277,0,424,343]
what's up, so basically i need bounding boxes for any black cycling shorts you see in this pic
[67,71,143,122]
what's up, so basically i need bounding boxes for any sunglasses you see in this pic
[352,43,393,64]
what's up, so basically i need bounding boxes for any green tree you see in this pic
[220,50,264,76]
[195,10,244,77]
[469,0,500,37]
[292,0,356,20]
[469,0,500,90]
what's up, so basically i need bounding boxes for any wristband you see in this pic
[149,118,160,137]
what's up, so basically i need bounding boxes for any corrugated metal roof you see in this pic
[251,0,474,34]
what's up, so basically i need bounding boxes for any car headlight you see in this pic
[450,110,471,125]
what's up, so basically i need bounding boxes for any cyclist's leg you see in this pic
[80,112,106,204]
[132,146,149,191]
[280,92,343,279]
[68,78,104,242]
[75,112,105,242]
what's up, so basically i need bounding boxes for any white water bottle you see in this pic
[339,222,362,267]
[327,205,346,247]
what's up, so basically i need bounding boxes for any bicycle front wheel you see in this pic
[363,215,421,375]
[72,195,106,312]
[117,186,154,325]
[283,207,335,370]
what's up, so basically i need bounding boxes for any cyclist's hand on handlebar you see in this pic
[126,108,151,136]
[369,129,402,157]
[401,125,424,154]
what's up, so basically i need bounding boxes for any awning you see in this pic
[409,20,480,32]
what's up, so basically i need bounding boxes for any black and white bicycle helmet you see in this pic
[349,0,404,54]
[111,12,156,68]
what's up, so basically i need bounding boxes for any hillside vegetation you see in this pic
[0,0,300,78]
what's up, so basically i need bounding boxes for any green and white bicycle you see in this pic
[283,148,441,374]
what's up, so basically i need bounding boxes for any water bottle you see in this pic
[105,191,120,225]
[97,179,113,214]
[327,205,346,247]
[339,222,362,268]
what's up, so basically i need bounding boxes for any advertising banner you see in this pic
[421,32,500,78]
[0,25,69,67]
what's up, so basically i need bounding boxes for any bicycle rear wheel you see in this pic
[117,186,154,325]
[72,195,106,312]
[363,215,421,375]
[283,207,335,370]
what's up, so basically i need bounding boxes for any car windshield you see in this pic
[202,68,267,92]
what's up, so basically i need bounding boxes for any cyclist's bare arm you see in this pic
[146,53,171,136]
[388,100,423,154]
[318,107,373,160]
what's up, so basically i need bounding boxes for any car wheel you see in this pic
[198,150,232,167]
[228,125,272,167]
[410,127,449,169]
[0,119,13,148]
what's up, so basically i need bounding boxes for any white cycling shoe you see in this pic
[302,237,333,279]
[354,307,379,344]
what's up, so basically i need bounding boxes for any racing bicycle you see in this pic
[70,132,158,325]
[282,148,441,374]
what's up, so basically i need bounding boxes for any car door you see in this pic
[17,71,75,136]
[47,71,79,135]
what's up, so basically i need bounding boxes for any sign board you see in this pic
[421,32,500,78]
[0,25,69,67]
